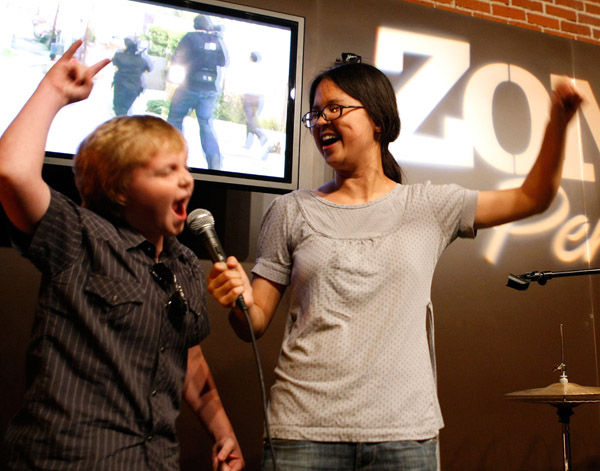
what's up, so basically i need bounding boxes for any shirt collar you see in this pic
[115,222,148,251]
[109,217,189,263]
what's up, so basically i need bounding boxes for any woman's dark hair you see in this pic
[309,62,404,184]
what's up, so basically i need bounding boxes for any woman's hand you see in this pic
[550,80,582,127]
[207,256,254,310]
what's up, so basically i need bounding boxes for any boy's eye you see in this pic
[156,166,174,176]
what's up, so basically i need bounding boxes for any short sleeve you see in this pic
[422,182,478,240]
[252,194,296,286]
[16,189,84,275]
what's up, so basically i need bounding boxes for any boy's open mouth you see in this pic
[173,200,186,217]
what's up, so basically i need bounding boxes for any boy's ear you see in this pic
[114,192,127,205]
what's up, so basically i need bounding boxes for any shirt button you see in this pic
[160,346,166,352]
[111,295,118,303]
[151,390,157,396]
[146,435,153,441]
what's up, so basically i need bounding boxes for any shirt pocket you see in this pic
[84,273,144,323]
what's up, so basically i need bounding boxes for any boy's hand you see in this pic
[212,437,245,471]
[44,39,111,106]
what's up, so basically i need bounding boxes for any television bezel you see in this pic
[39,0,304,193]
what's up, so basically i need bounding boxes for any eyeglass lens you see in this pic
[302,104,365,128]
[303,105,338,128]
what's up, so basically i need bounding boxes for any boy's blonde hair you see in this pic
[73,115,187,217]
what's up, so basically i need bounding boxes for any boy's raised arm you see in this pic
[0,40,110,235]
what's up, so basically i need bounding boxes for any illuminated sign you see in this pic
[375,27,600,264]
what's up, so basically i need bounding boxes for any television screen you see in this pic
[0,0,304,192]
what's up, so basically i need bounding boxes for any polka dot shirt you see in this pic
[253,183,478,441]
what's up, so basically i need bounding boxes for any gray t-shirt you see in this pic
[253,183,478,441]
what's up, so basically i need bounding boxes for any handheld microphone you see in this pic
[187,208,226,263]
[187,208,247,311]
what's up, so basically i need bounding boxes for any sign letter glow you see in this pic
[375,27,472,167]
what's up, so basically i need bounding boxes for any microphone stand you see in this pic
[506,267,600,290]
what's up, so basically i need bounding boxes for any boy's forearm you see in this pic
[0,79,62,233]
[194,385,237,442]
[183,346,238,442]
[0,40,109,234]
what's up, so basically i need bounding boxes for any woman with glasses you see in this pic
[208,61,581,471]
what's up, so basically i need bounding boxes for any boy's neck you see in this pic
[113,214,165,259]
[151,237,164,261]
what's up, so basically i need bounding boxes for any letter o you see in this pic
[464,64,550,175]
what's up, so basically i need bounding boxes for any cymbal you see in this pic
[506,382,600,405]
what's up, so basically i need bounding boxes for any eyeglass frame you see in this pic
[149,262,189,317]
[301,104,365,129]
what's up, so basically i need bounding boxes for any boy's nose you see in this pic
[180,171,193,188]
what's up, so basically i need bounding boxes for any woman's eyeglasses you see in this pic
[149,262,188,317]
[301,104,365,129]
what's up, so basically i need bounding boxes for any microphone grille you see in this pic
[187,208,215,234]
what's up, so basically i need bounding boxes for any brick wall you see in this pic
[402,0,600,45]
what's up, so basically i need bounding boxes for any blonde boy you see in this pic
[0,41,243,471]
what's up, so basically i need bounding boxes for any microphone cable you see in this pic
[186,208,278,469]
[235,300,278,471]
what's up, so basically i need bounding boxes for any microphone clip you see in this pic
[506,267,600,290]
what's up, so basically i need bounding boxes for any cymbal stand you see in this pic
[554,324,572,471]
[556,404,574,471]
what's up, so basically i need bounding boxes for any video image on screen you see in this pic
[0,0,303,191]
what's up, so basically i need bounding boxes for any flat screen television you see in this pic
[0,0,304,192]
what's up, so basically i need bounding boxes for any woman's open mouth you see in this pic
[321,133,340,149]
